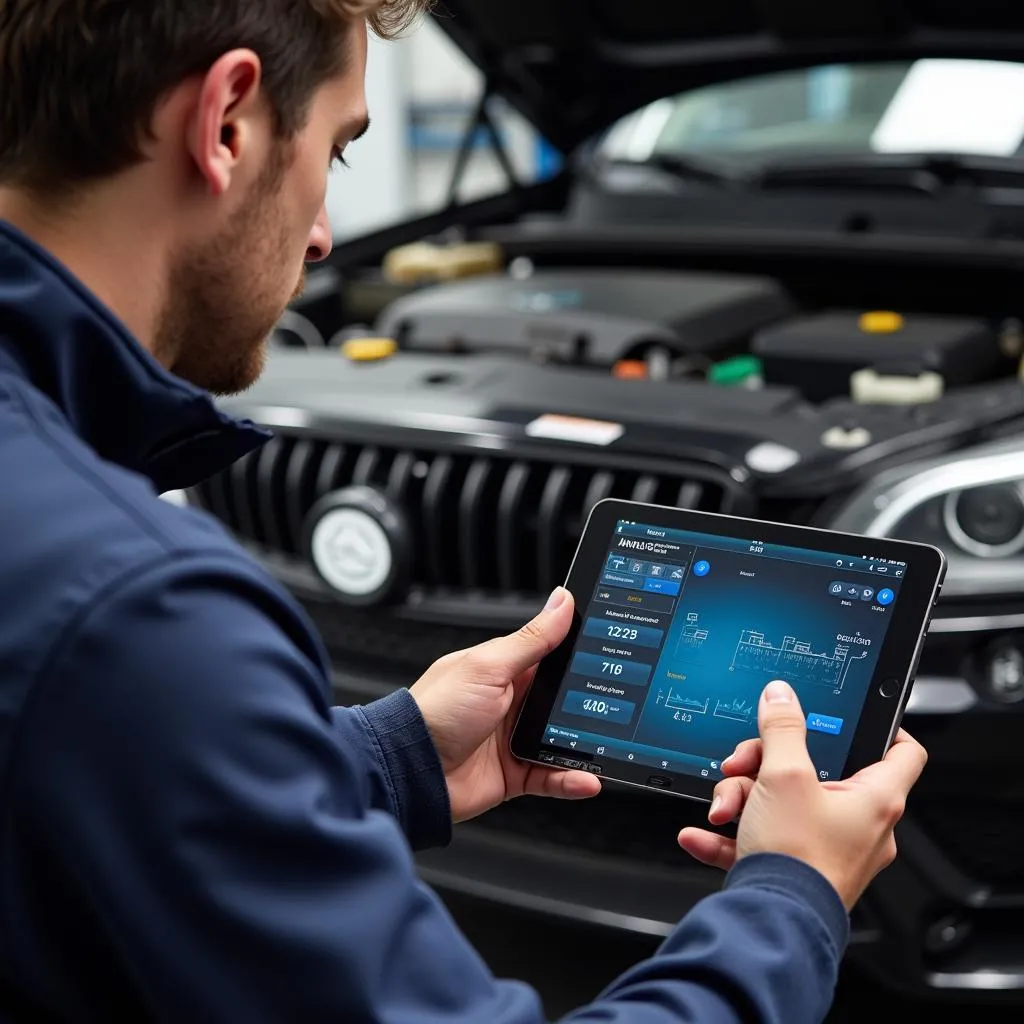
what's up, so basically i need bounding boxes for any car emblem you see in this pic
[311,508,393,597]
[305,487,411,606]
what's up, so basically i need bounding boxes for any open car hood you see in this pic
[431,1,1024,153]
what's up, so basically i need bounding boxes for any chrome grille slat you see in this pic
[536,466,573,593]
[459,458,493,589]
[284,439,320,550]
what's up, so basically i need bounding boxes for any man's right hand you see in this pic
[678,679,927,910]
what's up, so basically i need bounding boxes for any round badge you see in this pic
[305,487,410,606]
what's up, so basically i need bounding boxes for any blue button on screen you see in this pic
[561,689,637,726]
[569,651,652,687]
[693,560,711,577]
[876,588,895,606]
[807,713,843,736]
[582,616,665,649]
[600,571,643,591]
[642,577,681,596]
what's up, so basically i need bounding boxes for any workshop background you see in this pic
[325,23,554,242]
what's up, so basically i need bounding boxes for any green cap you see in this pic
[708,355,763,386]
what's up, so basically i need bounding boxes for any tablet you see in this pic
[511,499,946,803]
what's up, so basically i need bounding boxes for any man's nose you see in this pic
[306,205,333,262]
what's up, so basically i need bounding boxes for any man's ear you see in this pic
[186,49,264,197]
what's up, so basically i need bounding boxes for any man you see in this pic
[0,2,926,1021]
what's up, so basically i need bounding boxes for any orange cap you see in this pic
[613,359,648,380]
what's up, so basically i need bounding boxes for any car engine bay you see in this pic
[265,240,1024,546]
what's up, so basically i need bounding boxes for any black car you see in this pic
[171,2,1024,1006]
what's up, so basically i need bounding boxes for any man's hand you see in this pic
[409,588,602,823]
[677,679,927,910]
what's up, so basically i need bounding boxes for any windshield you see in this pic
[598,59,1024,165]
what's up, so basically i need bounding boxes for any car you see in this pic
[170,2,1024,1007]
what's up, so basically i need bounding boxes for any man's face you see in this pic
[160,24,370,396]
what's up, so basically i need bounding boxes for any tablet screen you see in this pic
[540,516,909,785]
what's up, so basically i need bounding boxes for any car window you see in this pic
[598,59,1024,164]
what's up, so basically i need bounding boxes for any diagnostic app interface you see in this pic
[541,519,906,783]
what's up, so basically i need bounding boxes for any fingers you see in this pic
[709,775,755,825]
[505,665,540,721]
[471,588,575,680]
[756,680,815,780]
[523,766,602,801]
[677,828,738,871]
[884,729,928,779]
[849,729,928,795]
[722,738,762,778]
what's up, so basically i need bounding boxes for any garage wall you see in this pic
[325,18,551,243]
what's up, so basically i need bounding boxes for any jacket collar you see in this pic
[0,219,269,492]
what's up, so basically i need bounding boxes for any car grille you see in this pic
[189,431,748,597]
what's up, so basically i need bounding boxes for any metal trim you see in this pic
[930,612,1024,633]
[415,865,675,939]
[930,971,1024,991]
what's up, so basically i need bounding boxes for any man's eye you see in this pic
[330,147,349,170]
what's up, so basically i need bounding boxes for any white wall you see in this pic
[325,18,545,242]
[406,17,481,103]
[325,33,411,241]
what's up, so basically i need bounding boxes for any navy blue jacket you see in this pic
[0,219,849,1022]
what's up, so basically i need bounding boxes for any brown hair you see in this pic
[0,0,430,195]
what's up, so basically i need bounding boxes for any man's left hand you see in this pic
[410,587,602,823]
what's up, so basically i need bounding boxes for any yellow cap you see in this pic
[859,311,904,334]
[341,337,398,362]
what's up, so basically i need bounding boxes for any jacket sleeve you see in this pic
[330,693,453,851]
[12,551,849,1024]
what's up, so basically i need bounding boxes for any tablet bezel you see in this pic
[510,498,946,804]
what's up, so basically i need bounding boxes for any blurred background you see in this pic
[325,20,556,242]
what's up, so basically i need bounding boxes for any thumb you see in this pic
[484,587,575,679]
[757,680,815,778]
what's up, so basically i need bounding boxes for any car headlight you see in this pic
[828,436,1024,598]
[943,483,1024,559]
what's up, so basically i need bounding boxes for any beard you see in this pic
[158,143,306,396]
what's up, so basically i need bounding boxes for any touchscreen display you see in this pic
[541,518,908,784]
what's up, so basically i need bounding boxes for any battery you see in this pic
[751,311,1001,403]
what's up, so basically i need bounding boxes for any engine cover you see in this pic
[374,268,794,367]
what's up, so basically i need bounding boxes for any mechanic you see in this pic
[0,2,926,1021]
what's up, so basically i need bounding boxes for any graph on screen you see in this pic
[713,697,755,724]
[661,688,709,715]
[731,629,869,692]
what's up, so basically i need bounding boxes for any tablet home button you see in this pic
[879,678,901,698]
[647,775,673,788]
